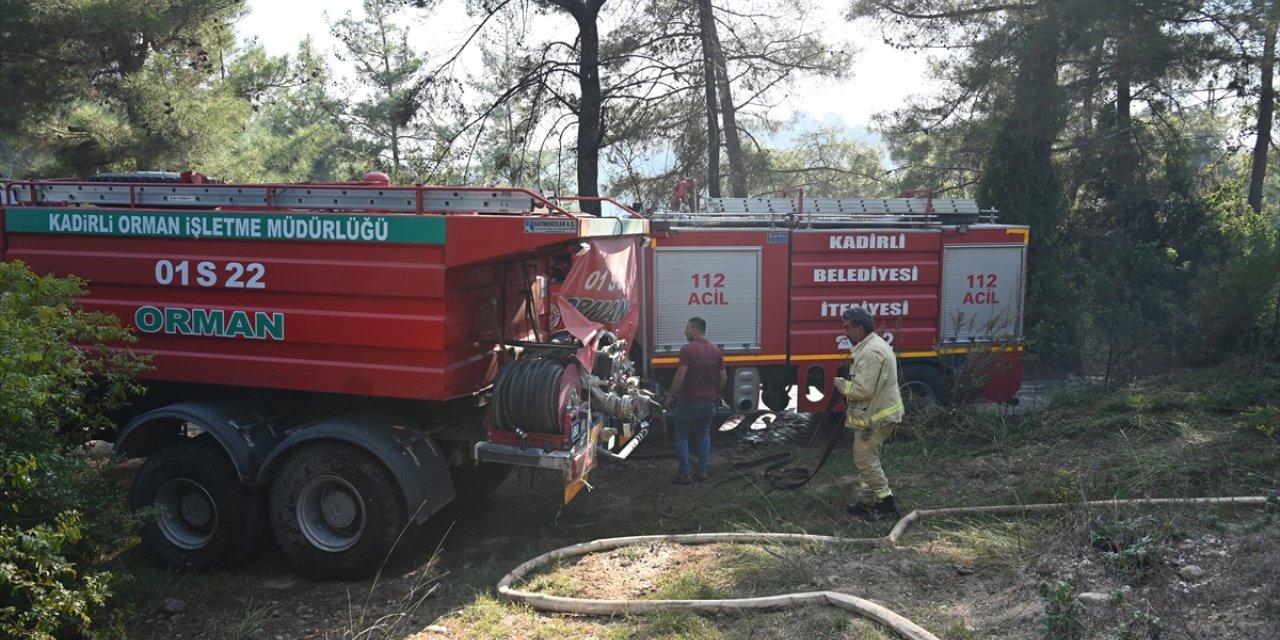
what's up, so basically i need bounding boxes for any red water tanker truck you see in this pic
[1,172,654,578]
[1,174,1026,578]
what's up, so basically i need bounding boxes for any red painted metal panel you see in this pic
[789,229,943,357]
[445,216,578,266]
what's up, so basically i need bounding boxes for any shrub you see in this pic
[1178,209,1280,363]
[1089,515,1173,585]
[1039,575,1089,640]
[0,261,148,638]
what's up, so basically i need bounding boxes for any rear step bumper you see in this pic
[473,441,578,471]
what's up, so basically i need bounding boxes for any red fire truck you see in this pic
[626,194,1027,415]
[1,173,654,578]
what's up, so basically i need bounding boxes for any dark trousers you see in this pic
[673,401,715,476]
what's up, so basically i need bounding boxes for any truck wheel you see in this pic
[130,436,267,569]
[900,364,949,414]
[269,443,406,579]
[762,384,791,413]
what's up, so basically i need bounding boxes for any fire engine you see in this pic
[630,194,1027,416]
[1,173,1026,578]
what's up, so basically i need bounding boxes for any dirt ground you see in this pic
[118,404,1280,640]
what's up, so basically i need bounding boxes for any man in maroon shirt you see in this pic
[663,317,727,484]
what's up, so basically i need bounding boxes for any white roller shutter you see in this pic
[941,245,1025,343]
[654,247,760,353]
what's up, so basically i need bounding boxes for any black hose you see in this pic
[492,357,570,434]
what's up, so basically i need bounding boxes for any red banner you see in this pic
[550,237,641,368]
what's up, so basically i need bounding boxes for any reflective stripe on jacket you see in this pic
[835,331,903,429]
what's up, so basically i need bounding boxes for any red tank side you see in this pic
[2,206,588,402]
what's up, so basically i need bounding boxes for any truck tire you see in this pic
[269,443,406,579]
[130,436,268,569]
[900,363,948,414]
[762,384,790,413]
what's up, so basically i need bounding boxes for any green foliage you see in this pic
[1089,516,1173,585]
[0,0,250,176]
[330,0,435,182]
[650,567,726,601]
[0,262,148,449]
[640,610,728,640]
[0,509,115,640]
[974,4,1078,371]
[741,128,894,198]
[853,0,1278,374]
[1235,405,1280,440]
[0,261,149,638]
[1180,206,1280,363]
[1049,469,1084,504]
[1076,239,1176,381]
[1039,576,1089,640]
[213,41,370,182]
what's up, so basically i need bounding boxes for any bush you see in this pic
[1179,210,1280,363]
[1089,515,1173,585]
[1039,575,1088,640]
[0,261,148,638]
[1078,238,1177,382]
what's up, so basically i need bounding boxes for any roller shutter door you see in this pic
[653,247,760,353]
[941,245,1025,343]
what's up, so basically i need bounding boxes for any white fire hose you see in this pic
[498,496,1271,640]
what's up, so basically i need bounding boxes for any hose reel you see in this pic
[491,357,582,434]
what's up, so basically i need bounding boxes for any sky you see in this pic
[237,0,934,130]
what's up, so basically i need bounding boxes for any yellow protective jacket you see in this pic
[835,331,904,429]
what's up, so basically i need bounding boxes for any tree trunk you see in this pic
[391,123,401,170]
[576,16,603,214]
[696,0,721,198]
[703,8,747,198]
[1249,1,1278,213]
[543,0,605,214]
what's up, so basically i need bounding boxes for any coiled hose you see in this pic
[498,495,1271,640]
[492,357,571,434]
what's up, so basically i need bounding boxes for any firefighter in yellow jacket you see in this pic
[833,306,904,519]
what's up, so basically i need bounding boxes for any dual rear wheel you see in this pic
[132,439,408,578]
[132,437,504,578]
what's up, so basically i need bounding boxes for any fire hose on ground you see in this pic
[497,496,1272,640]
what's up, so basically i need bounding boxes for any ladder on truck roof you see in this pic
[655,197,994,229]
[8,180,602,217]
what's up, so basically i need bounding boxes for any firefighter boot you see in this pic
[873,495,901,520]
[847,496,901,520]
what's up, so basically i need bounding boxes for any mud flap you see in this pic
[563,422,601,504]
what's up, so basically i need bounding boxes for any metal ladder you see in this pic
[653,197,990,228]
[13,182,561,215]
[702,197,980,215]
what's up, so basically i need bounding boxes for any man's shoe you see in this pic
[694,471,709,482]
[672,474,693,485]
